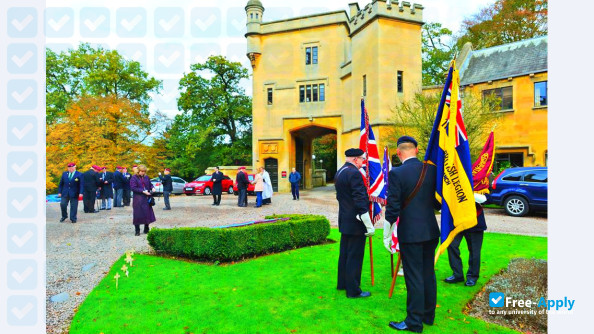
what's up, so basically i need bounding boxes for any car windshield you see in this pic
[195,176,211,182]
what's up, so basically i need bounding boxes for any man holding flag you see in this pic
[445,132,495,287]
[384,136,440,333]
[335,148,375,298]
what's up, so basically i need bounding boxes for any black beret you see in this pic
[345,148,365,157]
[397,136,418,147]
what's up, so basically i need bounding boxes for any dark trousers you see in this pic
[400,238,439,332]
[238,188,247,207]
[291,182,299,199]
[447,231,484,281]
[212,194,221,205]
[60,194,79,221]
[123,189,131,206]
[83,190,96,213]
[337,233,366,297]
[163,190,171,209]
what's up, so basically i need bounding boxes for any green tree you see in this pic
[422,22,457,86]
[46,43,161,124]
[456,0,548,50]
[389,90,502,162]
[312,134,337,181]
[167,55,252,180]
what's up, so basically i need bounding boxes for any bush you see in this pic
[147,214,331,262]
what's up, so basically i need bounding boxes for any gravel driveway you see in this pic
[45,186,547,333]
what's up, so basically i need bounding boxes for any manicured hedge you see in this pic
[147,214,330,262]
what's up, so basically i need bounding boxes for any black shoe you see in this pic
[144,229,149,234]
[100,208,105,210]
[293,198,296,200]
[163,207,171,210]
[422,320,434,326]
[444,275,464,283]
[465,279,477,287]
[107,208,111,210]
[254,205,261,208]
[347,291,371,299]
[93,210,99,213]
[135,231,140,236]
[71,220,77,224]
[60,217,67,222]
[212,203,217,206]
[388,321,422,332]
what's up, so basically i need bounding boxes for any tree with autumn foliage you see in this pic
[46,44,161,125]
[456,0,548,50]
[46,95,168,193]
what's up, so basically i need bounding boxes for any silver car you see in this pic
[151,176,187,195]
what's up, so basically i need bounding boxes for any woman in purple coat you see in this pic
[130,164,156,236]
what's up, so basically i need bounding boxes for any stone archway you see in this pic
[290,124,337,190]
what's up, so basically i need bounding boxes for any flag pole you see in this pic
[391,253,394,277]
[388,253,402,298]
[369,234,375,286]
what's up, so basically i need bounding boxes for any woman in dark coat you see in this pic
[210,166,223,206]
[130,164,156,236]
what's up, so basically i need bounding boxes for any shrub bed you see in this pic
[147,214,330,262]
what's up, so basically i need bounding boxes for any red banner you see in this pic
[472,132,495,194]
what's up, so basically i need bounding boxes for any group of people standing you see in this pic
[234,166,273,207]
[335,135,487,333]
[57,163,157,236]
[58,163,134,223]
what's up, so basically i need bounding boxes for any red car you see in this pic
[233,174,256,195]
[184,175,234,196]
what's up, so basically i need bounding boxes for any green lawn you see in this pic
[70,230,546,333]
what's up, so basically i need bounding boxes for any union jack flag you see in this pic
[359,99,386,223]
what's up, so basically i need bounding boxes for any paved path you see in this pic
[45,185,547,333]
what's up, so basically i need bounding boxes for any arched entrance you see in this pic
[290,125,337,190]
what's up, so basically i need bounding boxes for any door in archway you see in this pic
[264,158,278,192]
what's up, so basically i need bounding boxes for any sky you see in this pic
[45,0,495,118]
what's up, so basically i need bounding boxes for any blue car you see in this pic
[490,167,547,217]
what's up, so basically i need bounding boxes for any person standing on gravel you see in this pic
[58,162,83,223]
[252,167,264,208]
[122,167,132,207]
[289,168,301,200]
[130,165,156,236]
[210,166,224,206]
[158,168,173,210]
[236,166,249,207]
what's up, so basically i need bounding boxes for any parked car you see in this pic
[184,175,234,196]
[490,167,547,217]
[150,176,187,195]
[233,174,256,195]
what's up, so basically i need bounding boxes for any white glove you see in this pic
[158,172,162,176]
[358,213,375,236]
[382,219,395,253]
[474,193,487,204]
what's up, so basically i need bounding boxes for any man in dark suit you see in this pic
[99,166,114,210]
[58,162,83,223]
[113,166,124,207]
[158,168,173,210]
[236,167,249,207]
[210,166,224,206]
[335,148,375,299]
[82,165,101,213]
[445,193,489,287]
[384,136,441,333]
[122,167,132,206]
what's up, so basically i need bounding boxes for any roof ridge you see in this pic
[472,35,548,54]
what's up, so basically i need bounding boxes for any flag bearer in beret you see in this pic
[58,163,83,223]
[122,167,132,206]
[335,148,375,299]
[99,166,114,210]
[82,165,101,213]
[158,168,173,210]
[113,166,125,208]
[384,136,441,333]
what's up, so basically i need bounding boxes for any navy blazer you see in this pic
[113,170,125,190]
[58,171,83,197]
[334,162,369,235]
[122,172,132,190]
[385,157,441,243]
[82,169,100,192]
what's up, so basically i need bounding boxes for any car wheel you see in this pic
[204,187,211,196]
[504,195,529,217]
[228,186,234,194]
